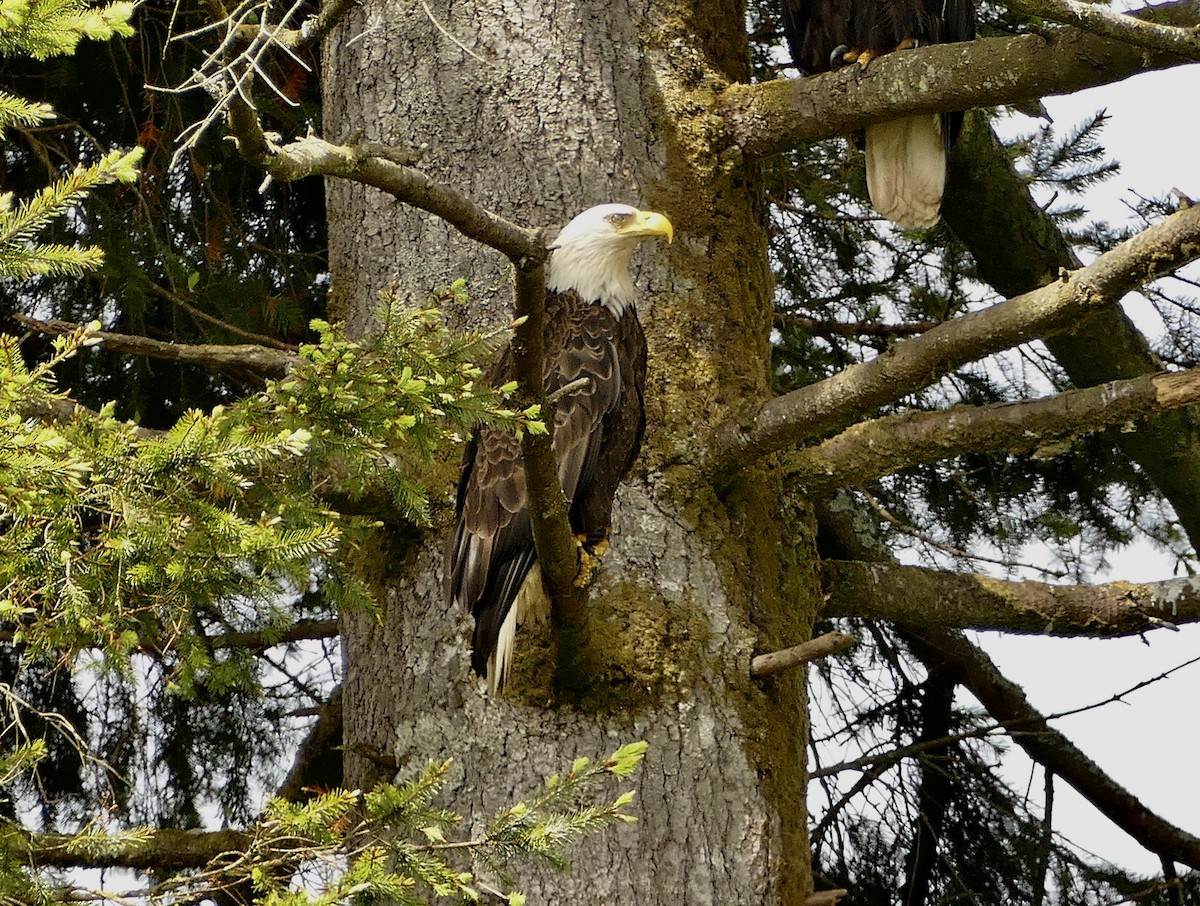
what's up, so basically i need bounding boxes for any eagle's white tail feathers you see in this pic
[864,116,945,229]
[486,563,550,696]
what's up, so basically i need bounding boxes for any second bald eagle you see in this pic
[781,0,976,227]
[445,204,672,694]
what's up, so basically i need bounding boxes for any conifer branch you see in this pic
[15,315,296,381]
[903,626,1200,869]
[943,114,1200,559]
[720,2,1200,157]
[0,618,339,652]
[776,312,939,338]
[824,560,1200,635]
[706,202,1200,476]
[0,825,253,871]
[788,368,1200,492]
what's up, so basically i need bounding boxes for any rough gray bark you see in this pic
[324,0,817,902]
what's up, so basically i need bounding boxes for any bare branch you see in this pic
[295,0,359,51]
[706,203,1200,476]
[276,684,343,801]
[806,891,850,906]
[776,312,940,339]
[788,368,1200,493]
[751,631,858,678]
[16,315,295,382]
[225,105,543,263]
[944,114,1200,560]
[822,560,1200,635]
[903,625,1200,869]
[719,1,1200,157]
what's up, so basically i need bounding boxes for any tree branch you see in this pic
[822,560,1200,635]
[751,631,858,678]
[225,100,543,263]
[276,684,343,801]
[705,202,1200,476]
[719,1,1200,157]
[0,618,340,653]
[899,667,955,906]
[509,264,594,685]
[943,113,1200,556]
[776,312,940,339]
[3,825,251,872]
[15,315,295,382]
[903,625,1200,869]
[788,368,1200,492]
[1005,0,1200,61]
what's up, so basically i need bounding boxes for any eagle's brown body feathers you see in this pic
[446,290,647,681]
[445,204,669,693]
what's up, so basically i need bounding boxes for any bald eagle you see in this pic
[445,204,673,693]
[781,0,976,227]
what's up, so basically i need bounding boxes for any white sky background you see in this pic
[970,59,1200,877]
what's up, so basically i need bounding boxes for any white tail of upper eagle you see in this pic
[445,204,672,695]
[864,115,946,230]
[779,0,976,228]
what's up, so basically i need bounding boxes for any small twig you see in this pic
[139,278,296,350]
[417,0,486,62]
[805,891,849,906]
[751,631,858,678]
[545,376,593,404]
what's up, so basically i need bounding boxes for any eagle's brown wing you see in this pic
[445,290,645,682]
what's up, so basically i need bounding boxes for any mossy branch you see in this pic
[787,368,1200,493]
[824,561,1200,635]
[706,202,1200,476]
[719,0,1200,157]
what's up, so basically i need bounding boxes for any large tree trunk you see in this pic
[324,0,821,901]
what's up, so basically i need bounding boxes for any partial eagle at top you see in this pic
[781,0,976,228]
[445,204,673,695]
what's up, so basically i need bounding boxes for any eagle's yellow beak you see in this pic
[620,210,673,244]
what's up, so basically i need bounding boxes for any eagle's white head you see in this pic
[547,204,673,316]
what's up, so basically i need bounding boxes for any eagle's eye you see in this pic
[605,212,633,226]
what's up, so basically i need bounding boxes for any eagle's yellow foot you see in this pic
[571,532,611,588]
[573,546,601,588]
[894,38,917,52]
[853,49,878,68]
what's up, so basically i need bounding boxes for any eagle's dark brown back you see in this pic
[445,289,647,681]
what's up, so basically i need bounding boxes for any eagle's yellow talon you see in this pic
[573,546,599,588]
[855,49,877,68]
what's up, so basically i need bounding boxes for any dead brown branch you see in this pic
[15,315,295,382]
